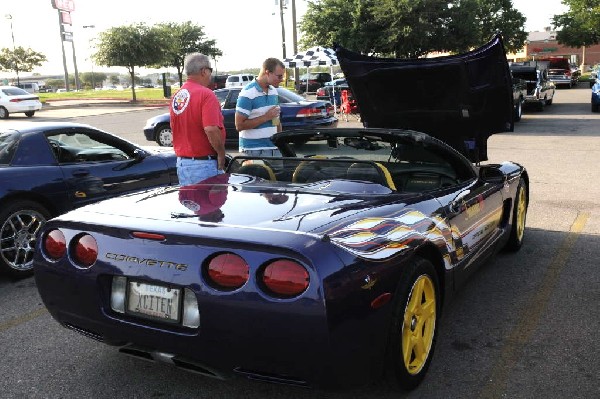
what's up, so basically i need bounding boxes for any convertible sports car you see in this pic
[0,122,177,278]
[33,35,528,390]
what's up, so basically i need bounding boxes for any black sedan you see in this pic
[143,87,338,147]
[0,122,178,278]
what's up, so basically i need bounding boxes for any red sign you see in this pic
[51,0,75,12]
[60,11,72,25]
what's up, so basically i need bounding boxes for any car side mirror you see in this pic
[133,149,147,161]
[479,165,506,184]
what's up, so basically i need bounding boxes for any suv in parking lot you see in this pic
[15,82,39,93]
[211,74,229,90]
[296,72,332,93]
[225,74,255,88]
[540,57,577,88]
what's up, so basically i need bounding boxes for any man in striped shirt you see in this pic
[235,58,285,157]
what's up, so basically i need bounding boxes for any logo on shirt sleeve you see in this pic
[172,89,191,114]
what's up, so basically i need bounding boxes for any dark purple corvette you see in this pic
[33,35,528,390]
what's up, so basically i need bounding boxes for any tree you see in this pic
[446,0,527,53]
[0,46,47,80]
[299,0,381,54]
[93,23,165,101]
[369,0,452,58]
[80,71,108,89]
[299,0,527,57]
[154,21,222,86]
[46,79,65,89]
[553,0,600,63]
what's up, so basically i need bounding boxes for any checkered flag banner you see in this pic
[282,46,339,68]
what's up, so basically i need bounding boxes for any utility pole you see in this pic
[5,14,20,85]
[83,25,96,90]
[56,9,70,91]
[291,0,299,85]
[279,0,286,59]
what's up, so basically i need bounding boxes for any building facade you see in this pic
[508,29,600,69]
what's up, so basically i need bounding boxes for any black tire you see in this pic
[0,200,51,278]
[155,124,173,147]
[505,178,528,251]
[592,103,599,113]
[0,106,9,119]
[386,257,440,390]
[514,99,522,121]
[546,97,553,106]
[25,111,35,117]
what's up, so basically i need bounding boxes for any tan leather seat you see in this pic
[346,162,396,190]
[237,163,277,181]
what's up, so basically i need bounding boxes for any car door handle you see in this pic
[71,169,90,177]
[449,190,471,214]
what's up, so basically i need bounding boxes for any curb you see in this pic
[43,99,170,110]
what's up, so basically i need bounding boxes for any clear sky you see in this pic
[0,0,568,80]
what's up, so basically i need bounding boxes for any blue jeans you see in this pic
[176,158,222,186]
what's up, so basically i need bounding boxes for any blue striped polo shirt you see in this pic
[236,81,279,151]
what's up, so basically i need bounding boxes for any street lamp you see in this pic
[4,14,19,85]
[83,25,96,90]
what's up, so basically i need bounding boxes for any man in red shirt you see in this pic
[170,53,226,185]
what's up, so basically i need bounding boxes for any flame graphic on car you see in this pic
[328,210,463,264]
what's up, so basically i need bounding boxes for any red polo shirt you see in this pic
[170,80,225,157]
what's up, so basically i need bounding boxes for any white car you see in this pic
[0,86,43,119]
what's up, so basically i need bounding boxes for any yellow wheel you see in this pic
[387,257,439,390]
[506,178,528,251]
[402,274,436,375]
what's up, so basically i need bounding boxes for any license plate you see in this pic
[127,282,181,323]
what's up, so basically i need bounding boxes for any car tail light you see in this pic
[44,229,66,260]
[261,259,309,298]
[297,107,323,118]
[205,253,249,290]
[10,98,23,102]
[72,234,98,268]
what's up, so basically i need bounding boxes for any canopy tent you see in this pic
[283,47,339,108]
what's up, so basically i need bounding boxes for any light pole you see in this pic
[278,0,286,59]
[4,14,19,85]
[291,0,299,86]
[83,25,96,90]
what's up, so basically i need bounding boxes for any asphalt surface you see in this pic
[0,87,598,398]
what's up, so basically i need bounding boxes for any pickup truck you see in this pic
[510,62,556,111]
[512,75,527,121]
